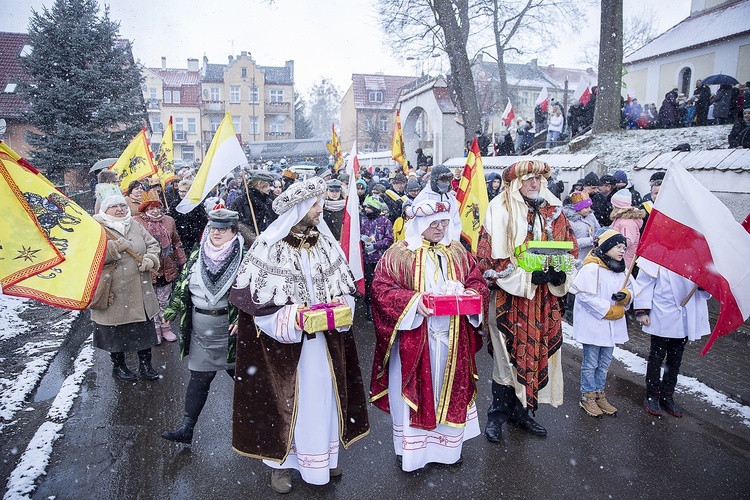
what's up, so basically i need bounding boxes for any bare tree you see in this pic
[592,0,623,134]
[581,7,658,67]
[378,0,482,142]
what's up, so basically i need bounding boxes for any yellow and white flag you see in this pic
[391,109,408,174]
[456,138,489,253]
[176,113,247,213]
[110,127,157,192]
[0,142,107,309]
[155,117,176,188]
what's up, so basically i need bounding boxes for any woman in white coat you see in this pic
[546,105,564,149]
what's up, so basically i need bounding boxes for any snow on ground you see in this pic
[0,295,30,342]
[562,323,750,427]
[549,124,734,172]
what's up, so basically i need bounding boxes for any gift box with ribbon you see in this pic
[423,294,482,316]
[297,301,353,334]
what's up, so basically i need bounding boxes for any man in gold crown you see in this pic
[229,176,369,494]
[370,198,488,472]
[476,160,578,441]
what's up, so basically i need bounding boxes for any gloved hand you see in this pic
[603,305,625,321]
[548,269,566,287]
[364,242,375,254]
[531,271,550,285]
[138,258,155,272]
[611,288,632,306]
[111,237,131,253]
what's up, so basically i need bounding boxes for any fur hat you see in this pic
[611,188,633,209]
[570,191,593,211]
[100,194,128,214]
[502,160,551,184]
[613,170,628,184]
[138,188,162,212]
[272,176,326,215]
[597,228,627,254]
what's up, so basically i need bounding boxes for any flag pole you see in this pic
[680,285,699,307]
[620,254,638,289]
[161,188,169,210]
[241,172,260,236]
[102,226,143,264]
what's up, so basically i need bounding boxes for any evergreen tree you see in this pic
[20,0,148,184]
[294,91,313,139]
[307,78,341,138]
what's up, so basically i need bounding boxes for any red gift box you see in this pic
[423,294,482,316]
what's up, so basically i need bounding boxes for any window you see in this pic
[149,87,157,99]
[188,118,196,134]
[174,117,184,132]
[364,114,373,130]
[233,116,241,133]
[248,86,259,103]
[378,143,388,152]
[269,116,284,133]
[230,86,241,103]
[369,91,383,102]
[679,67,692,95]
[249,116,259,135]
[270,89,284,103]
[379,115,388,132]
[3,83,17,93]
[519,91,530,108]
[241,67,247,78]
[210,116,221,132]
[152,116,162,132]
[163,90,172,103]
[364,143,374,153]
[182,145,195,162]
[210,87,220,101]
[172,90,181,104]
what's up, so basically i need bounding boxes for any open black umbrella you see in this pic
[701,74,739,86]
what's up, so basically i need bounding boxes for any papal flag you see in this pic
[0,142,107,309]
[155,117,176,188]
[391,109,408,174]
[110,127,157,192]
[326,124,344,172]
[455,138,489,253]
[176,112,247,214]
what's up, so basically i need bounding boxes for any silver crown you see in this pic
[272,177,327,215]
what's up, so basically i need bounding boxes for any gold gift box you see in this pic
[297,302,353,334]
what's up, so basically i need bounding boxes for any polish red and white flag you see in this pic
[535,86,549,112]
[341,144,365,294]
[501,98,515,127]
[573,76,591,106]
[636,163,750,354]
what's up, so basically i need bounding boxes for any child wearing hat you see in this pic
[360,195,393,321]
[563,191,600,263]
[609,189,646,268]
[570,228,634,417]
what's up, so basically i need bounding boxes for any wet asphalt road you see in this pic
[31,306,750,499]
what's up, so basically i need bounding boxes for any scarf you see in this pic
[324,198,346,212]
[99,212,132,235]
[196,234,243,306]
[140,212,172,259]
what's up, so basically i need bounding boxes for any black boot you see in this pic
[137,349,159,380]
[508,396,547,436]
[111,352,137,382]
[660,392,682,417]
[485,383,512,442]
[162,414,196,444]
[644,391,662,416]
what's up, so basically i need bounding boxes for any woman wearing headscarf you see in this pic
[161,208,245,444]
[92,194,161,381]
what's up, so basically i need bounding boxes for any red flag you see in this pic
[636,163,750,355]
[341,146,365,294]
[501,98,515,127]
[742,212,750,233]
[535,86,549,113]
[573,77,591,106]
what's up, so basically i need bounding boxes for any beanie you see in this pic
[613,170,628,184]
[583,172,600,187]
[597,229,627,254]
[570,191,593,211]
[611,188,632,209]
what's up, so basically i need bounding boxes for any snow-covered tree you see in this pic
[294,91,313,139]
[20,0,148,184]
[306,78,340,138]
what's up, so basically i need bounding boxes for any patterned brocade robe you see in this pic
[370,241,489,429]
[476,203,578,410]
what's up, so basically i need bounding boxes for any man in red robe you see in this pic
[476,160,578,441]
[370,199,489,472]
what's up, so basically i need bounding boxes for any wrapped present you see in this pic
[514,240,576,273]
[423,293,482,316]
[297,301,353,334]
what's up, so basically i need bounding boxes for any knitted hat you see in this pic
[207,208,239,228]
[272,176,326,215]
[597,228,627,254]
[138,188,163,212]
[613,170,628,184]
[501,160,551,184]
[600,174,617,187]
[337,173,350,183]
[583,172,600,187]
[406,178,421,192]
[316,167,332,179]
[356,179,367,189]
[570,191,593,211]
[100,194,128,214]
[611,188,632,209]
[649,171,665,183]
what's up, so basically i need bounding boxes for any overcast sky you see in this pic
[1,0,691,94]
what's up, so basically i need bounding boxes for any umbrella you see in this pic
[701,74,739,86]
[89,158,118,173]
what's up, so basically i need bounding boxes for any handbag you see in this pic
[88,260,117,310]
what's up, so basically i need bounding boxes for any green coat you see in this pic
[164,246,245,362]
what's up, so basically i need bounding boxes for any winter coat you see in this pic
[359,213,394,264]
[711,87,733,119]
[548,113,564,133]
[592,191,613,227]
[134,213,187,284]
[658,92,679,127]
[729,120,750,148]
[570,252,634,347]
[609,207,646,268]
[563,205,600,263]
[168,203,207,254]
[90,216,161,326]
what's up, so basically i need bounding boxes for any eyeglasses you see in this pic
[208,227,229,233]
[429,220,450,229]
[178,190,188,195]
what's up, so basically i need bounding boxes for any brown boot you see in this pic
[579,392,603,417]
[596,391,618,416]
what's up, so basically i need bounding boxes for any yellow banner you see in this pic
[391,109,408,174]
[110,128,157,192]
[0,142,107,309]
[155,117,176,187]
[326,124,343,172]
[455,138,489,253]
